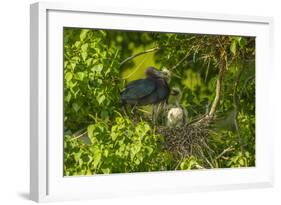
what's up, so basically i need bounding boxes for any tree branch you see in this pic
[215,147,235,160]
[171,47,194,71]
[208,62,226,117]
[119,47,162,67]
[71,130,88,141]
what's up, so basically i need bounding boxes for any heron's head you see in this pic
[161,67,171,81]
[145,67,170,80]
[170,87,182,98]
[169,87,182,106]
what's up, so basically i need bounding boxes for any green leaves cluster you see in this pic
[64,116,172,175]
[64,28,121,132]
[180,156,203,170]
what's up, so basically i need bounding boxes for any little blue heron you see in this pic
[121,67,170,105]
[120,67,170,123]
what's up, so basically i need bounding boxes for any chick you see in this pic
[167,107,185,127]
[166,87,188,127]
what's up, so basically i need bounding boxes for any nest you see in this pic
[156,116,213,159]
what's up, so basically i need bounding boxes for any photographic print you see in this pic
[63,28,255,176]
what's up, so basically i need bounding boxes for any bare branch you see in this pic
[71,130,88,141]
[171,48,193,71]
[215,147,235,160]
[208,57,227,117]
[119,47,162,67]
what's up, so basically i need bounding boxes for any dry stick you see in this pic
[109,49,120,69]
[174,156,185,170]
[190,54,227,124]
[70,130,88,141]
[207,36,228,117]
[119,47,162,67]
[198,148,214,168]
[208,60,226,117]
[119,36,197,67]
[171,48,193,71]
[216,147,235,160]
[170,47,195,79]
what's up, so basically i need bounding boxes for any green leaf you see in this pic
[65,72,73,81]
[230,40,237,55]
[91,64,103,73]
[239,38,247,48]
[87,124,96,140]
[99,30,107,37]
[145,146,153,155]
[72,103,80,112]
[74,152,81,161]
[103,149,109,157]
[74,41,81,48]
[98,95,106,105]
[80,29,89,41]
[238,158,244,165]
[81,43,88,52]
[76,72,85,81]
[64,61,68,68]
[135,159,140,165]
[93,152,102,168]
[85,58,93,66]
[111,133,117,141]
[86,169,92,175]
[81,52,88,61]
[65,93,72,103]
[70,63,76,70]
[101,168,110,174]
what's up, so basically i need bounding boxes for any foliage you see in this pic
[179,156,203,170]
[64,28,121,132]
[63,28,256,175]
[64,115,172,175]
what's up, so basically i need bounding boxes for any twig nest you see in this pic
[157,116,212,159]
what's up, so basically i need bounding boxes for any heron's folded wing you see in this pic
[121,79,156,100]
[156,79,170,100]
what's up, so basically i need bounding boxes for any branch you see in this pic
[119,47,162,67]
[215,147,235,160]
[121,54,148,80]
[70,130,88,141]
[171,48,193,71]
[208,57,227,117]
[169,46,197,79]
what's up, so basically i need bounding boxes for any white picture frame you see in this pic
[30,2,274,202]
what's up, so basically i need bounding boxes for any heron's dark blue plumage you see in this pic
[121,67,170,106]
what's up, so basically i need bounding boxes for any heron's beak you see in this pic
[170,88,180,96]
[154,70,168,79]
